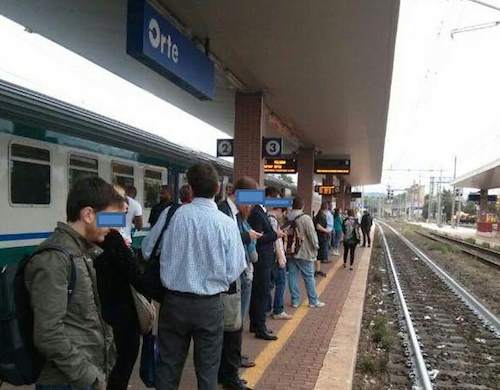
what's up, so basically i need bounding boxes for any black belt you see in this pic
[165,289,220,299]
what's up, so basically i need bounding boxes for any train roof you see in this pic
[0,79,295,190]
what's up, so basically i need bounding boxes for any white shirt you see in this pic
[123,196,143,242]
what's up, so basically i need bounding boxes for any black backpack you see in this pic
[0,245,76,386]
[138,204,181,302]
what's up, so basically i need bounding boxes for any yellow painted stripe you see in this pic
[242,259,343,387]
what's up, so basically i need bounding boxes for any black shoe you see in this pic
[368,244,371,247]
[221,379,253,390]
[255,331,278,340]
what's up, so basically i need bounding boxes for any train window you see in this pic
[10,143,51,205]
[68,154,99,188]
[112,162,134,188]
[144,169,163,208]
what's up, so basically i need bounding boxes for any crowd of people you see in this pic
[14,163,373,390]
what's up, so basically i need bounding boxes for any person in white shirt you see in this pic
[123,186,143,245]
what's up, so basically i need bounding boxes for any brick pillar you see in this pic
[345,185,352,211]
[322,174,334,203]
[297,147,315,215]
[336,177,345,211]
[234,92,264,185]
[479,188,488,223]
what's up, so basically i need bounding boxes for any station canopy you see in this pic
[452,158,500,190]
[0,0,399,185]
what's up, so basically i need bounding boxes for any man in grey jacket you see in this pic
[25,177,125,390]
[286,197,326,308]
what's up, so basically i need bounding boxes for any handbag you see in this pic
[222,277,242,332]
[139,332,159,388]
[138,204,181,301]
[130,285,156,335]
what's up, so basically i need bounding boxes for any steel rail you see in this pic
[380,220,500,335]
[376,223,433,390]
[415,230,500,269]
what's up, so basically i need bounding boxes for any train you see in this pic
[0,80,296,266]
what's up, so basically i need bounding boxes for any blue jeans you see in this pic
[272,263,287,314]
[287,258,319,305]
[333,230,342,250]
[240,272,252,322]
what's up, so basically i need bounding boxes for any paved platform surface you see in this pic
[3,240,374,390]
[411,222,500,248]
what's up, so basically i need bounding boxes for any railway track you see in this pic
[377,221,500,389]
[415,230,500,269]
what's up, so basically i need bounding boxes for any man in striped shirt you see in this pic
[156,164,247,390]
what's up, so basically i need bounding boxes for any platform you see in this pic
[410,222,500,249]
[3,236,373,390]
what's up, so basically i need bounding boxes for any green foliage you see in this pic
[372,315,393,351]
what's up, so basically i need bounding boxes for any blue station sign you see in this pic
[127,0,215,100]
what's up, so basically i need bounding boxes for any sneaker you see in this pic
[343,263,346,268]
[272,311,293,320]
[317,271,327,277]
[309,301,326,308]
[291,303,299,308]
[349,266,353,271]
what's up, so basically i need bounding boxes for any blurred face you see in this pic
[160,188,172,202]
[237,204,253,219]
[81,204,123,243]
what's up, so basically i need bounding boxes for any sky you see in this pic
[0,0,499,194]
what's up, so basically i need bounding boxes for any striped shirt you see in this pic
[159,197,247,295]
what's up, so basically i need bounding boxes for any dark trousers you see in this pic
[249,266,272,333]
[362,228,371,246]
[317,234,330,261]
[107,322,141,390]
[157,291,224,390]
[218,329,243,385]
[343,243,356,265]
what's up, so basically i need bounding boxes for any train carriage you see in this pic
[0,80,295,265]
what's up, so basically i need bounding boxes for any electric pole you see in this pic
[428,177,434,223]
[451,156,457,228]
[437,169,443,227]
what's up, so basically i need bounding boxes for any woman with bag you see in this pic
[94,187,154,390]
[342,209,360,270]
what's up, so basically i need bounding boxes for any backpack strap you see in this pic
[152,204,182,257]
[30,245,76,300]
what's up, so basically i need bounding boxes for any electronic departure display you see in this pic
[314,185,335,195]
[264,158,297,173]
[314,159,351,175]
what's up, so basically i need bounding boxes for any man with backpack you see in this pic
[342,209,360,270]
[285,197,325,309]
[9,177,124,390]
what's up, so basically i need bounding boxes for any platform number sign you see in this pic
[216,139,234,157]
[262,137,283,158]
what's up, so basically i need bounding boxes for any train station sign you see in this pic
[127,0,215,100]
[314,185,335,195]
[216,139,234,157]
[467,193,498,202]
[264,158,297,174]
[262,138,283,158]
[314,159,351,175]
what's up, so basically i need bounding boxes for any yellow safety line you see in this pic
[241,259,343,388]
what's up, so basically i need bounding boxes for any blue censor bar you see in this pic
[96,212,127,228]
[235,190,293,208]
[127,0,215,100]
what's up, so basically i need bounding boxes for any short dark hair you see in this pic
[234,177,258,191]
[265,186,280,198]
[67,177,124,222]
[125,185,137,198]
[347,209,354,217]
[187,163,219,198]
[292,196,304,210]
[179,184,193,203]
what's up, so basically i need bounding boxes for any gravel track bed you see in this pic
[383,225,500,389]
